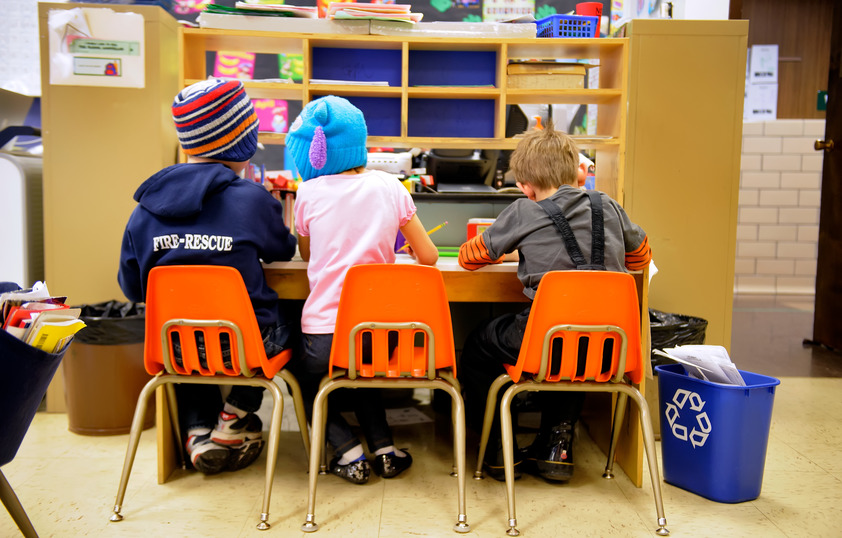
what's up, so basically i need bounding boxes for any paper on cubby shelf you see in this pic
[197,12,371,34]
[655,345,746,386]
[369,20,536,38]
[309,79,389,86]
[234,2,317,18]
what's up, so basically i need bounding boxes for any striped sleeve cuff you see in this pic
[458,235,502,270]
[625,235,652,271]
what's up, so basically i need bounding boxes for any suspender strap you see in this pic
[586,190,605,268]
[537,198,588,267]
[537,192,606,271]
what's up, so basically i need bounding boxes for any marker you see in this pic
[397,221,447,252]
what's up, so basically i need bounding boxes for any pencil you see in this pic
[397,221,448,252]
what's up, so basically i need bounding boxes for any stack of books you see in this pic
[205,2,318,18]
[1,282,85,353]
[328,3,423,23]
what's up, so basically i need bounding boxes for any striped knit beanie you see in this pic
[172,79,258,162]
[286,95,368,181]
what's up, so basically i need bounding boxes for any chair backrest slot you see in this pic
[331,265,456,381]
[145,265,292,379]
[508,271,642,385]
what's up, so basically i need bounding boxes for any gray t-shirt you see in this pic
[483,185,648,299]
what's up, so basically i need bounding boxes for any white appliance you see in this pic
[0,152,43,288]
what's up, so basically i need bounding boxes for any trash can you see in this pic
[63,301,154,435]
[649,308,708,366]
[655,363,780,503]
[646,309,708,438]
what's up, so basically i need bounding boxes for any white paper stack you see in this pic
[197,12,371,34]
[654,345,746,386]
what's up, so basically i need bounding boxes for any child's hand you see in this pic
[403,244,416,259]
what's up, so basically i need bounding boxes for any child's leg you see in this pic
[459,310,528,481]
[175,384,229,474]
[347,388,412,478]
[290,333,371,484]
[210,385,265,471]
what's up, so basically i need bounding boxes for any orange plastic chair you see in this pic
[473,271,668,536]
[109,265,310,530]
[300,264,470,534]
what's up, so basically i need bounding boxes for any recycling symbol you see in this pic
[664,388,711,448]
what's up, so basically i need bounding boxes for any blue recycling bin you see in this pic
[655,363,780,503]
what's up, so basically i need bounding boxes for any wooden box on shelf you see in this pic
[506,62,587,90]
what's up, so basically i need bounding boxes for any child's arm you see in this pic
[117,229,144,303]
[457,234,505,270]
[298,234,310,262]
[624,235,652,270]
[400,214,438,266]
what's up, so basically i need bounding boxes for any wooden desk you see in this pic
[262,258,531,303]
[263,257,651,487]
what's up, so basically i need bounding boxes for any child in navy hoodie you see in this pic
[118,79,297,474]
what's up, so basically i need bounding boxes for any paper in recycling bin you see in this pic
[653,345,745,386]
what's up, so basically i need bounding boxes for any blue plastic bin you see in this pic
[536,14,598,38]
[655,363,780,503]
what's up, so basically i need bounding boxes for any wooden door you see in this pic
[813,4,842,351]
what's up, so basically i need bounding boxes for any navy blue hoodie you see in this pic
[118,162,296,327]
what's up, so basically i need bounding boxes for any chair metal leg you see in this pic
[0,469,38,538]
[302,378,338,533]
[602,392,629,480]
[110,376,163,523]
[499,383,522,537]
[256,378,285,530]
[442,383,470,533]
[438,374,462,478]
[277,369,311,460]
[474,374,511,480]
[624,387,670,536]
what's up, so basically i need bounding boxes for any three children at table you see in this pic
[119,81,650,485]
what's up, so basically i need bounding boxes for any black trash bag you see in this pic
[649,308,707,367]
[73,301,145,345]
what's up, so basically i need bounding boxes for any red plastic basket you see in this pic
[536,14,598,38]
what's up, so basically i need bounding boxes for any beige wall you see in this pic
[736,119,824,295]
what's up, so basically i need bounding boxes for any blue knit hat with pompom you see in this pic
[286,96,368,181]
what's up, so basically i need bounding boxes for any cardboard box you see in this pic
[506,62,587,90]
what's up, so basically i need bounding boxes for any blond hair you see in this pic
[509,121,579,190]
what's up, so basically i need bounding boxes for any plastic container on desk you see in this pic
[655,363,780,503]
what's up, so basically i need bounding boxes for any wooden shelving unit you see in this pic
[179,28,628,201]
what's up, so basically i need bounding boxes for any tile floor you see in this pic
[2,295,841,537]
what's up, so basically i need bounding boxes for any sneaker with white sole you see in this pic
[211,411,264,445]
[211,411,265,470]
[185,432,229,474]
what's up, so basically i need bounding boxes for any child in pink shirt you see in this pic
[287,96,437,484]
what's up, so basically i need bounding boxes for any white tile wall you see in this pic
[736,120,824,295]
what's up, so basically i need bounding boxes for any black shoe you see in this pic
[227,438,265,471]
[372,450,412,478]
[482,440,526,482]
[329,457,371,484]
[527,422,575,481]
